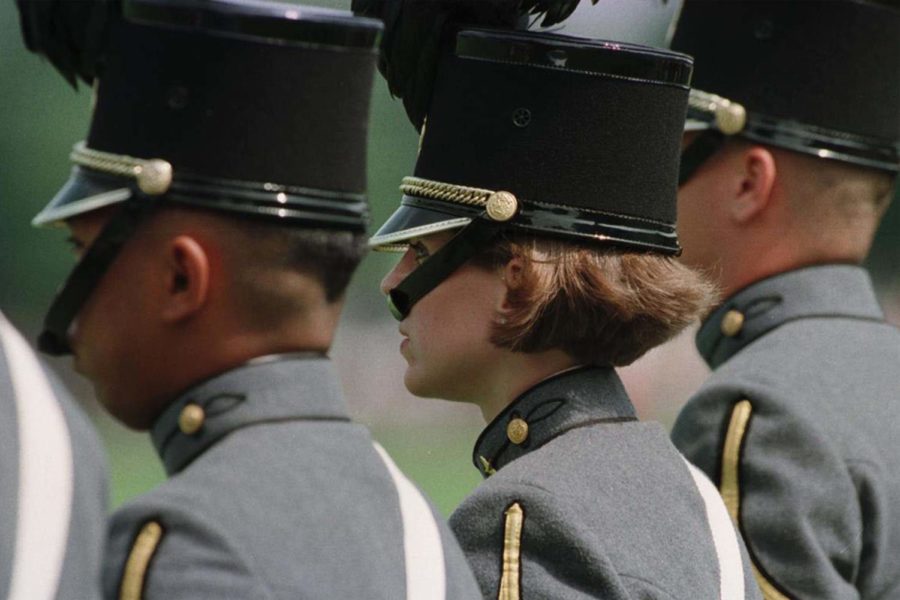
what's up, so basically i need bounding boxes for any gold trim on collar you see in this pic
[720,400,791,600]
[119,521,164,600]
[479,456,497,476]
[71,141,173,195]
[498,503,524,600]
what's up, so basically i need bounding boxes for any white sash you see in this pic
[374,443,446,600]
[2,316,74,600]
[682,457,746,600]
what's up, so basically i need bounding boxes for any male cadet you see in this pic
[18,0,480,598]
[0,313,107,599]
[670,1,900,598]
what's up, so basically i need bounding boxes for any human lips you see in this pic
[398,326,410,357]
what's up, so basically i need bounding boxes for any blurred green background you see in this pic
[2,1,899,518]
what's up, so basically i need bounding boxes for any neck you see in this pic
[717,243,864,302]
[475,350,580,422]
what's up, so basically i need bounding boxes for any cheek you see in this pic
[71,253,154,381]
[402,269,502,398]
[676,184,719,268]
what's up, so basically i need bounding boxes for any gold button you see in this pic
[178,404,205,435]
[485,191,518,222]
[720,309,745,337]
[506,418,529,445]
[136,159,173,195]
[715,101,747,135]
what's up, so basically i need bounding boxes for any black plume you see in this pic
[353,0,598,129]
[17,0,120,89]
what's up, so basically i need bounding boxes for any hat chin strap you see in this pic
[38,197,160,356]
[387,217,502,321]
[679,129,726,186]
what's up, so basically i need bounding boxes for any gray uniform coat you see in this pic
[0,313,108,600]
[672,265,900,599]
[102,353,480,600]
[450,366,761,600]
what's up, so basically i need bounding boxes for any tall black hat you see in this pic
[19,0,382,355]
[675,0,900,184]
[356,1,693,320]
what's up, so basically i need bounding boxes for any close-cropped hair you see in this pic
[230,219,368,302]
[470,235,716,366]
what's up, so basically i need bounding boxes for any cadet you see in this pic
[18,1,480,598]
[0,313,107,600]
[670,1,900,598]
[357,1,761,597]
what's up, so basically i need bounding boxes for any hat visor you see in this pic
[32,167,134,227]
[684,117,713,133]
[368,196,471,250]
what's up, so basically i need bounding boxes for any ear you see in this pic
[161,235,210,322]
[730,145,777,224]
[498,255,525,312]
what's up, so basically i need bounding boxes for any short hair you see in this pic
[210,216,368,328]
[470,234,716,366]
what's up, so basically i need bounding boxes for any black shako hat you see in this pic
[675,0,900,185]
[22,0,382,355]
[369,28,693,319]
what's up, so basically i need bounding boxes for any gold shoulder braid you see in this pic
[721,400,792,600]
[119,521,165,600]
[497,502,524,600]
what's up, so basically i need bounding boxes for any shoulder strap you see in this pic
[1,316,74,600]
[373,443,446,600]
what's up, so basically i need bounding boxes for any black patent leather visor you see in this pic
[684,108,900,174]
[369,197,473,250]
[33,167,135,227]
[371,195,680,255]
[35,165,370,231]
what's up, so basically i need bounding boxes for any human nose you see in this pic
[379,250,415,295]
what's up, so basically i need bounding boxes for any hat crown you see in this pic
[673,0,900,170]
[34,0,383,229]
[400,28,692,253]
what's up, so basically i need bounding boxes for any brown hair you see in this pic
[471,235,716,366]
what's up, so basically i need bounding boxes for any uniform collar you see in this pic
[472,366,637,478]
[151,353,350,476]
[697,264,884,369]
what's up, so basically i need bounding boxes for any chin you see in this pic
[403,368,471,404]
[403,368,430,398]
[93,383,154,431]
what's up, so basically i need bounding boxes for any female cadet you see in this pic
[356,1,764,598]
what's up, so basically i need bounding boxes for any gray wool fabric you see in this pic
[102,354,480,599]
[0,314,108,600]
[673,265,900,599]
[450,366,761,599]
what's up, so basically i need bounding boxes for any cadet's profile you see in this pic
[18,0,480,598]
[671,0,900,598]
[356,0,763,597]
